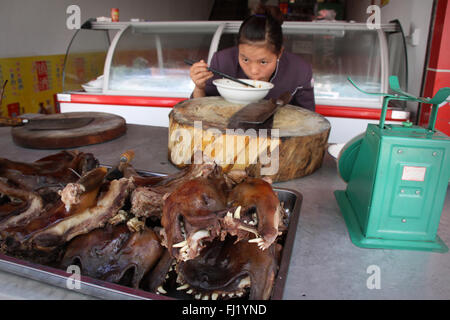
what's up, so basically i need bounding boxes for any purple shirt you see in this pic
[204,46,315,111]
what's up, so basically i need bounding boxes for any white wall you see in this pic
[346,0,434,116]
[0,0,214,58]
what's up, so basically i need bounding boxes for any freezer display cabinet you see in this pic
[57,20,409,143]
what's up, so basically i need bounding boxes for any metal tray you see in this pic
[0,170,302,300]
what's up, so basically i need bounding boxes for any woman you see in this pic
[189,5,315,111]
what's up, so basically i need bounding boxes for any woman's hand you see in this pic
[190,59,213,97]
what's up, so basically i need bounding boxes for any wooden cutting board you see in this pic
[168,97,331,182]
[11,112,126,149]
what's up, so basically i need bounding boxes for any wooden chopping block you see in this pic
[11,112,126,149]
[168,97,331,182]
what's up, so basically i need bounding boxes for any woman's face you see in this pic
[238,44,282,81]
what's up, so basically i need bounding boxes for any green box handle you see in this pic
[348,76,450,131]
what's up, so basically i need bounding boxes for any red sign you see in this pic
[35,61,49,91]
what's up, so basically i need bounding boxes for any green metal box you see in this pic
[335,76,450,252]
[335,124,449,252]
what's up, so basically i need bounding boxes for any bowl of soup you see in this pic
[213,78,274,104]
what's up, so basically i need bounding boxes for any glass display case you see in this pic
[58,20,409,142]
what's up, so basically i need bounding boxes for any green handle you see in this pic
[348,76,450,131]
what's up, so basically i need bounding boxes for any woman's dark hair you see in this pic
[238,5,284,54]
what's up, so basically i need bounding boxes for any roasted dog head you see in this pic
[175,236,278,300]
[160,171,229,262]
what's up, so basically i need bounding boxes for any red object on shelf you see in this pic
[111,8,119,22]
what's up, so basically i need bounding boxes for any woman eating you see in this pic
[189,5,315,111]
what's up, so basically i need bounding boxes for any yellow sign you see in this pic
[0,55,64,116]
[0,53,104,117]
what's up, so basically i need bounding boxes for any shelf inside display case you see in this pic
[63,20,407,107]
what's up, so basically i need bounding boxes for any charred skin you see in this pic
[1,167,107,241]
[146,250,176,293]
[104,150,166,187]
[0,151,99,237]
[161,176,228,262]
[0,167,132,259]
[0,151,284,301]
[58,167,108,212]
[130,163,216,219]
[61,224,163,289]
[28,177,132,250]
[227,177,281,250]
[175,237,277,300]
[0,151,98,191]
[0,180,43,231]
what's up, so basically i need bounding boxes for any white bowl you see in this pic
[81,84,102,93]
[82,75,104,93]
[213,78,274,104]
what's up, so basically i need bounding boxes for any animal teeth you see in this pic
[186,289,193,294]
[162,192,170,201]
[202,295,209,300]
[190,229,210,242]
[177,283,190,291]
[172,240,187,248]
[226,211,233,218]
[211,293,219,300]
[157,286,167,294]
[234,206,241,219]
[194,171,203,178]
[248,237,263,243]
[238,276,251,288]
[179,220,186,238]
[195,294,202,300]
[10,197,22,203]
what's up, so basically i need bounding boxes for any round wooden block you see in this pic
[168,97,331,182]
[11,112,126,149]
